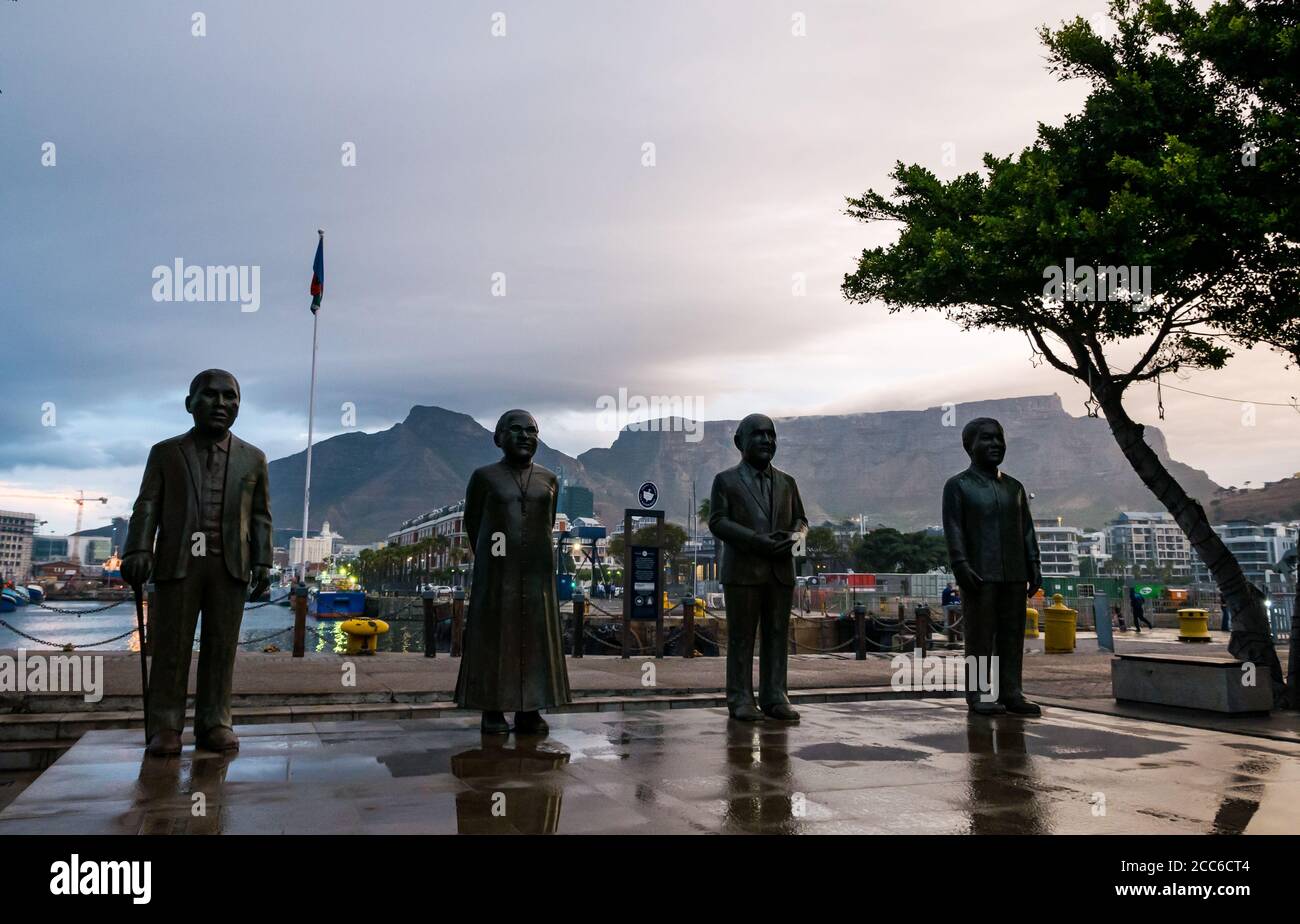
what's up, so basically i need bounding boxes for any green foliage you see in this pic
[1145,0,1300,365]
[852,528,949,574]
[608,523,689,568]
[805,525,840,558]
[842,0,1286,401]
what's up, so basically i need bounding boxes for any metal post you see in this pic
[143,581,155,656]
[915,603,930,656]
[681,595,696,659]
[655,515,665,659]
[570,593,584,658]
[451,587,465,657]
[421,590,436,658]
[622,510,632,660]
[292,583,308,658]
[854,602,866,661]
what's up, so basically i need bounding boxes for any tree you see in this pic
[853,528,949,574]
[842,1,1287,700]
[1145,0,1300,366]
[609,524,690,577]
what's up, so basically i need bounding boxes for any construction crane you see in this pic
[70,491,110,562]
[0,490,110,563]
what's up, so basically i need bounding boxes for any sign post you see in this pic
[623,498,665,660]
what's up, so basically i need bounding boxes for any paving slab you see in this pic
[3,699,1298,835]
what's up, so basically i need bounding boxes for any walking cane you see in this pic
[131,582,150,745]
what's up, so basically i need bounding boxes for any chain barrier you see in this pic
[32,600,130,616]
[239,626,296,646]
[0,618,138,649]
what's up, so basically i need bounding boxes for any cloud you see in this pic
[3,0,1296,529]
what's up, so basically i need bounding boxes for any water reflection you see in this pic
[722,723,800,834]
[134,751,234,834]
[965,719,1049,835]
[450,734,571,834]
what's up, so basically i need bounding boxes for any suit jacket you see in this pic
[941,467,1039,584]
[709,462,808,586]
[125,429,273,583]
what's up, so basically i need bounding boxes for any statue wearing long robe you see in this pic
[454,460,571,711]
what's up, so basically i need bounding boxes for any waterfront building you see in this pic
[1190,519,1298,590]
[386,501,468,572]
[0,510,36,583]
[1107,511,1193,577]
[290,520,343,568]
[1034,517,1082,578]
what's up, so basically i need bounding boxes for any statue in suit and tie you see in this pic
[709,414,808,722]
[121,370,273,756]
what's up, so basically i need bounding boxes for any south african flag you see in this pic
[310,231,324,313]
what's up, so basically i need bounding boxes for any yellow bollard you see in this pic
[340,617,389,655]
[1177,607,1212,643]
[1024,605,1040,639]
[1042,594,1076,653]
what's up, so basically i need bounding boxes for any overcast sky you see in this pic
[3,0,1296,535]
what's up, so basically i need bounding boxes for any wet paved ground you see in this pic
[2,699,1297,834]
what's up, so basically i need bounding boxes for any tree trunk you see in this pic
[1098,392,1285,705]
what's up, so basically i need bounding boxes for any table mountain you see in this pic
[268,405,583,543]
[269,394,1221,542]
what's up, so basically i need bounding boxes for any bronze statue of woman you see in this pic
[454,409,571,734]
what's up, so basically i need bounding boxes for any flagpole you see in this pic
[301,229,323,582]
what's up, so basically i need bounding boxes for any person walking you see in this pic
[1130,587,1153,633]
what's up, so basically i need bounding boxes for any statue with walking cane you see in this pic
[121,370,273,756]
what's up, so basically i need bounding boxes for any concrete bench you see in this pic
[1111,652,1271,715]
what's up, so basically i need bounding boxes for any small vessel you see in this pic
[3,586,29,607]
[309,589,367,619]
[0,595,15,614]
[24,585,45,604]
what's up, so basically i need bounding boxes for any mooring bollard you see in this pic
[572,593,585,658]
[451,587,466,657]
[421,590,437,658]
[292,583,308,658]
[915,603,931,656]
[854,602,867,661]
[681,595,696,659]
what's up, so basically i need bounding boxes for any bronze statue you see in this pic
[709,414,808,722]
[941,417,1042,717]
[121,370,273,756]
[454,410,571,735]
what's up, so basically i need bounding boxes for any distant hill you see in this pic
[1209,476,1300,524]
[575,394,1222,531]
[268,394,1224,542]
[268,406,583,543]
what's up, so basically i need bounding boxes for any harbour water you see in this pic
[0,601,429,655]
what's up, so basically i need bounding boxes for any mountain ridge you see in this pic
[267,394,1223,542]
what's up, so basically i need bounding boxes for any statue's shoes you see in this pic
[481,711,511,735]
[196,727,240,752]
[146,728,182,757]
[728,704,763,722]
[762,703,801,722]
[513,711,549,735]
[1001,699,1042,717]
[968,701,1008,716]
